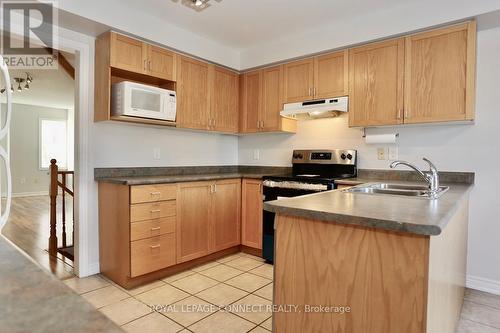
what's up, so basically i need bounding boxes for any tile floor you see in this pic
[63,252,500,333]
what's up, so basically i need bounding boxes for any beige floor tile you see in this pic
[99,297,151,326]
[124,280,166,296]
[162,269,196,283]
[189,311,255,333]
[216,253,243,264]
[225,257,264,271]
[456,318,500,333]
[254,283,273,301]
[135,284,190,306]
[261,317,272,331]
[122,312,183,333]
[240,253,266,263]
[164,296,217,327]
[199,264,243,282]
[461,300,500,329]
[230,294,272,324]
[196,283,248,307]
[82,285,129,309]
[191,261,221,272]
[465,289,500,310]
[249,264,273,280]
[250,326,270,333]
[171,273,219,294]
[225,273,271,293]
[63,275,109,294]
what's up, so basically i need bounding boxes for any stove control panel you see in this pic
[292,149,357,165]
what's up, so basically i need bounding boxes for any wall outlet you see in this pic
[377,147,387,160]
[253,149,260,160]
[388,146,399,160]
[153,147,161,160]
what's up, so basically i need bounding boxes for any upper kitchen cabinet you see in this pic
[211,66,239,133]
[404,21,476,124]
[109,33,147,74]
[240,66,296,133]
[283,58,314,103]
[283,51,349,103]
[176,56,211,131]
[240,70,262,133]
[147,45,177,81]
[348,38,405,127]
[314,50,349,99]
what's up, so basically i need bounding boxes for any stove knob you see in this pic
[297,154,303,159]
[347,154,353,160]
[341,153,347,160]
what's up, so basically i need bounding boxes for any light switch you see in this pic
[153,147,161,160]
[388,146,399,160]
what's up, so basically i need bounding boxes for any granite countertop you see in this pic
[95,172,278,185]
[0,236,123,333]
[264,180,473,236]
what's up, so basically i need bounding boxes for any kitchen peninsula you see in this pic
[264,179,472,333]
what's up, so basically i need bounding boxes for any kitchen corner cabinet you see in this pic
[349,21,476,127]
[240,66,296,133]
[177,56,239,133]
[241,179,263,249]
[283,50,348,103]
[177,179,241,263]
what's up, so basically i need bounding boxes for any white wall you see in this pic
[8,103,71,196]
[239,24,500,294]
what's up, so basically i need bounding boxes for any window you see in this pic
[39,119,67,170]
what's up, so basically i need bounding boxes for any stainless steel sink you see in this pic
[342,183,449,199]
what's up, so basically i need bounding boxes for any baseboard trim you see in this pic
[12,191,49,198]
[467,275,500,295]
[78,262,100,278]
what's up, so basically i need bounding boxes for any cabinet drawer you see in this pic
[130,217,176,241]
[131,184,177,204]
[130,233,176,277]
[130,201,176,222]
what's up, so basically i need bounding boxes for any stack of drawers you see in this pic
[129,184,177,277]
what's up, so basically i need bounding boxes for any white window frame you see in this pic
[39,118,68,171]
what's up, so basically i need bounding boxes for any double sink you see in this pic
[343,183,449,199]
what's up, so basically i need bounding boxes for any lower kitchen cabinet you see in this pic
[241,179,263,249]
[212,179,241,251]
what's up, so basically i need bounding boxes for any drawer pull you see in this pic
[150,244,161,249]
[150,209,161,213]
[151,227,161,231]
[150,192,161,196]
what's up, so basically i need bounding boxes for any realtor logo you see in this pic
[1,0,58,69]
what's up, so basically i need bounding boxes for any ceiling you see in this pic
[128,0,417,51]
[2,51,75,110]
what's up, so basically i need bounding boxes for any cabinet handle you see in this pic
[261,121,264,129]
[308,87,312,96]
[397,110,402,120]
[151,227,161,231]
[150,209,161,213]
[144,60,147,71]
[150,244,161,249]
[313,87,316,96]
[214,184,217,193]
[150,192,161,196]
[404,109,410,119]
[148,60,152,71]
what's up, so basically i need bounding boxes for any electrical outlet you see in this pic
[253,149,260,160]
[153,147,161,160]
[388,146,399,160]
[377,147,386,160]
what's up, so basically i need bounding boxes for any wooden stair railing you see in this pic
[49,159,75,260]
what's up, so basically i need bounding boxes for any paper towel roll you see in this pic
[365,134,398,144]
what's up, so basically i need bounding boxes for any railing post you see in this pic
[48,159,58,256]
[61,173,67,248]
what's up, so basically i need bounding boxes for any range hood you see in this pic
[280,96,348,120]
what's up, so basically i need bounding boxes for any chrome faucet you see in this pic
[390,158,440,198]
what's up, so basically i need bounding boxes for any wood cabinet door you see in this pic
[349,38,405,127]
[110,33,147,74]
[147,45,176,81]
[176,56,210,130]
[404,22,476,124]
[240,71,262,133]
[211,66,239,133]
[261,66,283,131]
[283,58,314,103]
[314,50,348,99]
[241,179,263,249]
[212,179,241,252]
[176,182,212,263]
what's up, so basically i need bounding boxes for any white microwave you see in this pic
[111,81,176,122]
